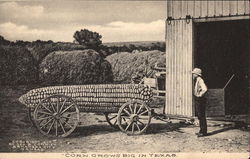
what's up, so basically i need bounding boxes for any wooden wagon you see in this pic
[19,84,156,137]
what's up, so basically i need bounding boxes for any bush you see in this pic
[39,49,113,85]
[0,46,38,85]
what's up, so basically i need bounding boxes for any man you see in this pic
[192,68,208,137]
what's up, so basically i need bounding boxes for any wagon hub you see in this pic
[53,112,61,120]
[130,114,139,122]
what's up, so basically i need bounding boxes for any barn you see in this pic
[165,0,249,117]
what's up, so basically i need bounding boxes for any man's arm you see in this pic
[198,78,208,97]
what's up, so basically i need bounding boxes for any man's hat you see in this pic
[192,68,202,76]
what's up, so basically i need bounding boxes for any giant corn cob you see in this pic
[19,84,153,111]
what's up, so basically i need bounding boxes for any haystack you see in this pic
[106,50,166,83]
[0,46,38,85]
[27,42,86,63]
[39,49,113,85]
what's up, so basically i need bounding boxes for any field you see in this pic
[0,85,249,153]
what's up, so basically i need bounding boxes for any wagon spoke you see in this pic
[51,104,56,113]
[48,98,57,113]
[41,103,53,113]
[128,104,133,114]
[36,114,47,124]
[122,117,129,125]
[59,99,67,113]
[125,122,133,131]
[136,105,143,114]
[58,120,66,134]
[137,120,145,127]
[60,104,74,114]
[105,113,119,129]
[113,119,117,125]
[123,109,131,116]
[120,113,127,116]
[47,120,55,134]
[133,103,137,114]
[61,116,78,120]
[56,98,59,113]
[139,110,148,116]
[37,111,52,116]
[40,118,53,129]
[108,115,117,121]
[135,123,141,131]
[131,122,135,133]
[61,120,73,129]
[37,116,53,121]
[55,120,58,136]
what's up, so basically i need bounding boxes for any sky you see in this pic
[0,1,166,43]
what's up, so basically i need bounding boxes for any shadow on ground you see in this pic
[70,122,192,138]
[147,122,192,134]
[206,127,236,136]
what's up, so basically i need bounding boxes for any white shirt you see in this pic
[194,76,208,97]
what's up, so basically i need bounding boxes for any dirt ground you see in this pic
[0,85,249,153]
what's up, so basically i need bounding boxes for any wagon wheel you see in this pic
[34,95,80,137]
[117,100,151,135]
[104,113,119,129]
[28,107,35,127]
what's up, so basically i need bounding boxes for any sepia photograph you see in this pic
[0,0,249,159]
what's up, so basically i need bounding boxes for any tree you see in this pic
[73,29,102,50]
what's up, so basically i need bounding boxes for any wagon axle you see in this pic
[130,114,139,122]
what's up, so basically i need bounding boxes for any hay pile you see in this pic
[27,42,86,63]
[0,46,38,85]
[106,50,166,83]
[39,49,113,85]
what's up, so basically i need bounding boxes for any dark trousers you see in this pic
[195,97,207,134]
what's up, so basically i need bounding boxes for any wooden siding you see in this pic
[167,0,250,19]
[165,20,193,117]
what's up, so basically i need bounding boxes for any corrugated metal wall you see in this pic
[165,20,193,116]
[167,0,250,19]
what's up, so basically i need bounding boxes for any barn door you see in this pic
[165,20,194,117]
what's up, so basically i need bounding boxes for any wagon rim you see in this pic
[28,107,35,127]
[104,113,119,129]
